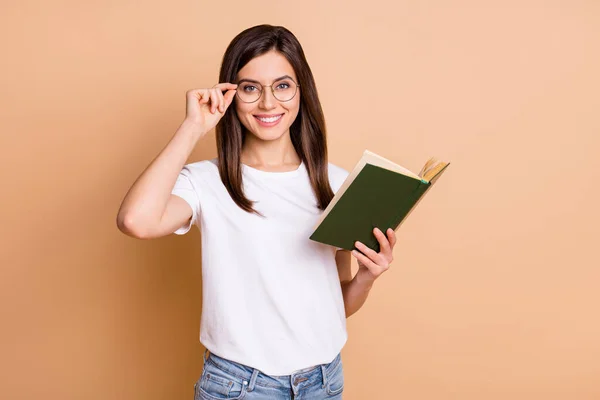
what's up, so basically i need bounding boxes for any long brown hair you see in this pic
[215,24,335,217]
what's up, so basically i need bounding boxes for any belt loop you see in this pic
[247,368,259,392]
[203,348,210,364]
[321,365,328,388]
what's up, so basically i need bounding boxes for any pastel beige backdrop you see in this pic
[1,0,598,399]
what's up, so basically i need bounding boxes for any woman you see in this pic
[117,24,396,399]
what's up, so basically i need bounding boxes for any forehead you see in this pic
[237,51,297,82]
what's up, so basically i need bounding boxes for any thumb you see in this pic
[223,89,237,109]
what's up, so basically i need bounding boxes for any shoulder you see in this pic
[327,162,350,193]
[181,158,219,178]
[183,158,218,175]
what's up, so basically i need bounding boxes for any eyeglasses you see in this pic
[236,77,300,103]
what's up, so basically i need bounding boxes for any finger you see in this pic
[213,82,238,91]
[387,228,397,248]
[223,88,237,109]
[351,249,379,272]
[214,83,238,111]
[193,89,203,102]
[373,227,392,255]
[216,88,225,113]
[200,90,210,104]
[210,89,219,113]
[354,241,381,263]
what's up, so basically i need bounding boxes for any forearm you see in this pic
[117,120,202,228]
[341,272,374,318]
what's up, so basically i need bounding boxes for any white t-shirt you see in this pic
[171,157,350,375]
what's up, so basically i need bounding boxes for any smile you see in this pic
[254,114,283,123]
[253,113,284,127]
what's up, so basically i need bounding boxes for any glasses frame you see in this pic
[235,78,301,104]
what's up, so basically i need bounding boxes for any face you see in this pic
[235,50,301,141]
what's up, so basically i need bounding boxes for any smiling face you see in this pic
[235,50,301,142]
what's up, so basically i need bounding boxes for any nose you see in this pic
[259,87,277,110]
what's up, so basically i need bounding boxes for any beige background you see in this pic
[1,0,599,399]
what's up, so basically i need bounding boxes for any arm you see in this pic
[336,227,398,318]
[116,119,202,239]
[116,85,237,239]
[336,250,374,318]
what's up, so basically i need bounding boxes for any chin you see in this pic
[245,116,292,140]
[250,127,289,141]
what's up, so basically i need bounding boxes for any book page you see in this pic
[313,150,418,230]
[423,161,450,182]
[362,150,421,180]
[418,157,438,178]
[312,150,449,230]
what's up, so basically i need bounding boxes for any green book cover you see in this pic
[309,151,449,253]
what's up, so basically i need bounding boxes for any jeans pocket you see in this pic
[326,359,344,396]
[195,363,247,400]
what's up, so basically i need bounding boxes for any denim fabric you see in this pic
[194,349,344,399]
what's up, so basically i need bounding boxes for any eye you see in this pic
[276,82,290,90]
[242,84,258,92]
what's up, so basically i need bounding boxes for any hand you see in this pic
[184,83,238,137]
[352,227,397,286]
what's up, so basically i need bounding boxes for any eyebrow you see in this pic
[237,75,295,84]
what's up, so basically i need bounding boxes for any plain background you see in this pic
[1,1,599,399]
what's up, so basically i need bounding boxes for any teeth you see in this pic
[257,114,282,123]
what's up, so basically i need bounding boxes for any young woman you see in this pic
[117,24,396,400]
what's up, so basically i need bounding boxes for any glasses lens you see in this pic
[237,82,263,103]
[272,79,297,102]
[236,80,298,103]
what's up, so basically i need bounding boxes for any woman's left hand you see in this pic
[352,227,397,286]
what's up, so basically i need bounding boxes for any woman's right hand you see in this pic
[184,83,238,137]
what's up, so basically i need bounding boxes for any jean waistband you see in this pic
[203,348,341,379]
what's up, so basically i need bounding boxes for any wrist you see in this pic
[354,269,375,291]
[179,118,207,140]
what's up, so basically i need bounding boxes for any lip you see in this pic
[254,113,284,118]
[253,113,284,127]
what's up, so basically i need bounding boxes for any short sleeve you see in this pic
[171,166,201,235]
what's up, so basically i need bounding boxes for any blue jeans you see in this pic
[194,349,345,399]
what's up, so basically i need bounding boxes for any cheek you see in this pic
[235,101,248,116]
[288,100,301,121]
[235,103,253,126]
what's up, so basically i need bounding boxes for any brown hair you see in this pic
[215,24,335,217]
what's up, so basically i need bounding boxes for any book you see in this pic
[309,150,450,252]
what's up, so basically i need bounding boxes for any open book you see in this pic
[309,150,450,252]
